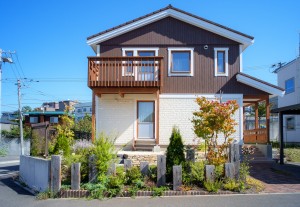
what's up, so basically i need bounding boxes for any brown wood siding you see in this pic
[99,17,266,95]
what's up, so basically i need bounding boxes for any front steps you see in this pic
[243,144,274,163]
[133,139,156,151]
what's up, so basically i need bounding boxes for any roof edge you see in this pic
[236,72,285,97]
[87,5,254,51]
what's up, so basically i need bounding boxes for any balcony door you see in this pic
[122,48,158,81]
[137,101,154,139]
[137,51,155,81]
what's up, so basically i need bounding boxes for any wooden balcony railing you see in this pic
[88,57,163,87]
[244,128,268,144]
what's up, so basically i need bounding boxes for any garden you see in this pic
[18,99,265,199]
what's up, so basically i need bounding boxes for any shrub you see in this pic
[125,166,142,185]
[49,108,74,156]
[214,164,224,181]
[203,180,222,193]
[223,178,240,192]
[190,161,205,185]
[61,154,89,184]
[92,133,117,180]
[166,127,185,182]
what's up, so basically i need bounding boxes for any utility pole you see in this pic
[17,79,24,155]
[0,49,14,132]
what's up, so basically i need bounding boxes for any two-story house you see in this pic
[273,57,300,143]
[86,5,284,150]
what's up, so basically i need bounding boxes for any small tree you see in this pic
[166,127,185,181]
[49,106,74,156]
[73,114,92,134]
[192,97,238,165]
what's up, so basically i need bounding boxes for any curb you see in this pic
[59,189,239,198]
[0,160,20,165]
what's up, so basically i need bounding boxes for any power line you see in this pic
[14,52,26,78]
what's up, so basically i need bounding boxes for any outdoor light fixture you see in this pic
[204,45,208,50]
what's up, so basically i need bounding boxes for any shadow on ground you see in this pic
[250,163,300,185]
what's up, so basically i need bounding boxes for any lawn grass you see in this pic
[284,148,300,162]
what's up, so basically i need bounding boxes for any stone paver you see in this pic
[250,163,300,193]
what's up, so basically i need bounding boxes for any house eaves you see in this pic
[87,5,254,53]
[236,72,285,97]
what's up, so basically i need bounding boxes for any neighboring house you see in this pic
[0,112,18,131]
[86,5,284,150]
[24,111,65,126]
[273,57,300,143]
[40,100,78,112]
[74,102,92,122]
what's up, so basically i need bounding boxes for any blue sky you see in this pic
[1,0,300,112]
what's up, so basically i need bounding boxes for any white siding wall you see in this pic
[278,58,300,107]
[95,93,243,146]
[283,115,300,143]
[95,94,156,145]
[159,94,243,146]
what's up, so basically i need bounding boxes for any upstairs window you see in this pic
[285,77,295,94]
[214,48,229,76]
[30,117,38,124]
[50,117,59,124]
[168,48,194,76]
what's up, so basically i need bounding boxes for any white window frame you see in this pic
[50,117,59,124]
[214,48,229,77]
[30,117,38,124]
[168,48,194,77]
[122,48,159,77]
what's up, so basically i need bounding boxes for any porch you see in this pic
[243,95,270,144]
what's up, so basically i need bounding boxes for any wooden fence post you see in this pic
[51,155,61,194]
[157,155,166,187]
[71,163,81,190]
[173,165,182,190]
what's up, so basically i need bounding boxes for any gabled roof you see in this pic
[236,72,285,97]
[87,5,254,52]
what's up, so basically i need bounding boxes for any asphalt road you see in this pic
[1,161,300,207]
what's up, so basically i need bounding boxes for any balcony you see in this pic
[88,57,163,88]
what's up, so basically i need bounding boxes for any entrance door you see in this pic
[137,101,154,139]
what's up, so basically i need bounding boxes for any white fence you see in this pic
[19,155,51,192]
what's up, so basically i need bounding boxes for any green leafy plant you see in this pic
[214,164,224,181]
[203,180,222,193]
[151,186,169,197]
[166,127,185,182]
[82,183,106,199]
[49,107,74,156]
[125,166,142,185]
[73,114,92,134]
[223,178,240,192]
[92,133,117,180]
[190,161,205,185]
